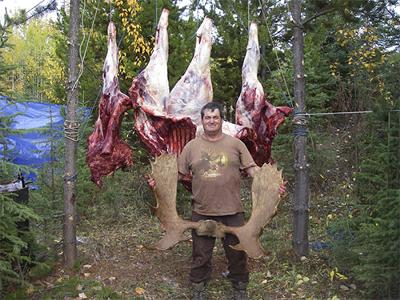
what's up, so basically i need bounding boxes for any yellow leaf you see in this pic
[296,279,304,285]
[329,270,335,282]
[135,287,145,295]
[336,272,348,280]
[26,286,35,295]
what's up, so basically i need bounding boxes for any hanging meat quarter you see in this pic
[86,9,292,187]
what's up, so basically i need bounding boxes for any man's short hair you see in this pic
[201,102,224,120]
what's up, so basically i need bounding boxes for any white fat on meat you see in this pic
[131,9,169,114]
[129,9,196,156]
[235,23,264,129]
[168,17,213,125]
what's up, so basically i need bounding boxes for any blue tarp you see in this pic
[0,95,89,183]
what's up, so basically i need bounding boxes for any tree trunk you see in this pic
[63,0,80,269]
[291,0,309,257]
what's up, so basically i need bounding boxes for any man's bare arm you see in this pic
[245,165,260,178]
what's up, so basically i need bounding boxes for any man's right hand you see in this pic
[178,173,193,182]
[145,175,156,190]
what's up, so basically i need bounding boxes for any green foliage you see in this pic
[2,20,64,103]
[0,108,45,294]
[192,0,292,113]
[304,24,337,111]
[15,276,125,300]
[0,21,15,96]
[2,1,400,298]
[352,190,399,297]
[0,192,41,292]
[330,55,400,298]
[28,260,55,280]
[54,0,158,107]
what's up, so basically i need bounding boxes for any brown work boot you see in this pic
[191,281,207,300]
[232,281,248,300]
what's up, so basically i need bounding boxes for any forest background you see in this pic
[0,0,399,299]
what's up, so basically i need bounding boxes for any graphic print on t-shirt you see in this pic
[198,150,228,179]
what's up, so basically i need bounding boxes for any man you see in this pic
[178,101,259,300]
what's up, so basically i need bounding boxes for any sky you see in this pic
[1,0,42,15]
[1,0,399,24]
[0,0,58,23]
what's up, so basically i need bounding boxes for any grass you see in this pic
[3,124,366,299]
[4,186,363,300]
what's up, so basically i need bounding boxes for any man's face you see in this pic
[201,108,223,135]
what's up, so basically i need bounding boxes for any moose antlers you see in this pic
[149,153,284,259]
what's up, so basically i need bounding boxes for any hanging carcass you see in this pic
[86,22,134,186]
[236,23,292,166]
[86,12,292,187]
[129,9,196,158]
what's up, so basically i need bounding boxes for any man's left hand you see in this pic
[279,181,287,195]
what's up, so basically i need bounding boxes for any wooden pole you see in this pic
[291,0,309,257]
[63,0,80,268]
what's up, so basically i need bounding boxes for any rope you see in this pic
[292,110,308,128]
[188,0,202,40]
[226,1,247,32]
[155,0,158,31]
[109,0,113,22]
[387,111,391,189]
[64,172,78,183]
[65,0,100,144]
[295,110,373,117]
[80,85,102,133]
[293,126,308,137]
[219,1,292,108]
[247,0,250,30]
[26,0,47,14]
[291,110,389,136]
[265,61,293,107]
[258,0,293,106]
[72,0,100,92]
[64,120,80,142]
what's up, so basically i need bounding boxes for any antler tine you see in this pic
[227,163,284,259]
[148,154,198,250]
[148,155,284,259]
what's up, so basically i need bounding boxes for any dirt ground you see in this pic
[26,186,361,300]
[31,211,283,300]
[74,218,267,299]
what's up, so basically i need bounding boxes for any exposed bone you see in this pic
[149,154,283,259]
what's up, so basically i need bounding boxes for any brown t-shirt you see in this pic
[178,133,256,216]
